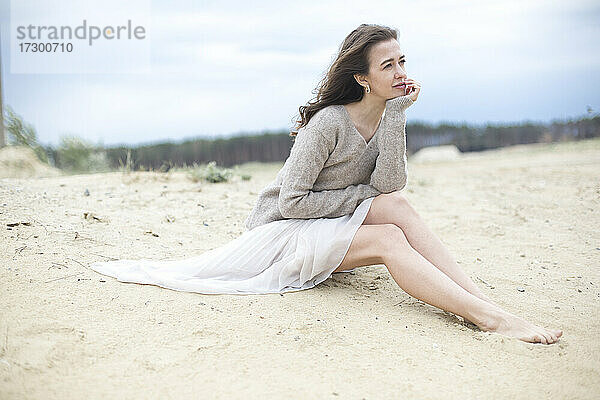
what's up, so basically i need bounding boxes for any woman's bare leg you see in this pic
[363,192,498,307]
[335,224,563,344]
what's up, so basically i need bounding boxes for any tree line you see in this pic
[3,104,599,173]
[92,113,600,171]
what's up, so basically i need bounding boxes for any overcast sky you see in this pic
[1,0,599,147]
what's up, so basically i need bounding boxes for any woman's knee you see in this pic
[379,223,411,253]
[335,224,411,272]
[385,191,414,210]
[365,191,415,226]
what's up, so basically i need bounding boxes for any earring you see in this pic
[365,84,370,93]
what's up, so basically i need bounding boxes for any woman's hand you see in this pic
[403,78,421,102]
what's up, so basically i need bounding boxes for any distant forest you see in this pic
[57,113,600,171]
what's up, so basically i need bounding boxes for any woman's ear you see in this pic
[353,73,368,88]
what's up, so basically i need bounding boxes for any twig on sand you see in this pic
[30,218,50,234]
[2,326,8,357]
[65,257,88,268]
[73,232,96,242]
[394,298,409,306]
[89,253,119,261]
[44,272,85,283]
[67,231,115,246]
[476,275,495,289]
[48,262,69,270]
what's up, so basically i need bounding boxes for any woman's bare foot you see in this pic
[474,306,563,344]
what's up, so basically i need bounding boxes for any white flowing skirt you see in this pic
[89,196,375,295]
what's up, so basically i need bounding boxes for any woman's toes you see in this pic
[541,332,550,344]
[554,329,563,338]
[534,334,546,344]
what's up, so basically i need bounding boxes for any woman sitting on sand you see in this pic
[91,23,562,345]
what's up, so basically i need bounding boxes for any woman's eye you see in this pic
[385,61,406,69]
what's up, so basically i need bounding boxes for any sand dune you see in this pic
[1,138,599,399]
[0,146,62,179]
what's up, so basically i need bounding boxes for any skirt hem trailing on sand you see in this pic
[89,196,375,295]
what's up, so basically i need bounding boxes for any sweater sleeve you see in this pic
[278,123,381,219]
[369,95,415,193]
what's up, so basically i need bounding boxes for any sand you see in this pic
[1,138,599,399]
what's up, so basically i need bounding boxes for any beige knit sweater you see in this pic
[244,94,415,231]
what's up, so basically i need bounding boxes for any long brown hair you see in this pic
[290,24,399,137]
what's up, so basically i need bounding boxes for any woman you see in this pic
[90,24,562,345]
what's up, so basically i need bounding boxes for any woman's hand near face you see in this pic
[403,78,421,102]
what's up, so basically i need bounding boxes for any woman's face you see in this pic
[362,38,408,98]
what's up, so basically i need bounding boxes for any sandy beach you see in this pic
[1,138,599,399]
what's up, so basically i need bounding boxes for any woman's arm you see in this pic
[278,122,381,219]
[369,95,415,193]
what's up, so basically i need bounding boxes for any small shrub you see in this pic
[187,161,234,183]
[3,105,49,163]
[231,165,252,181]
[118,149,135,173]
[56,135,111,173]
